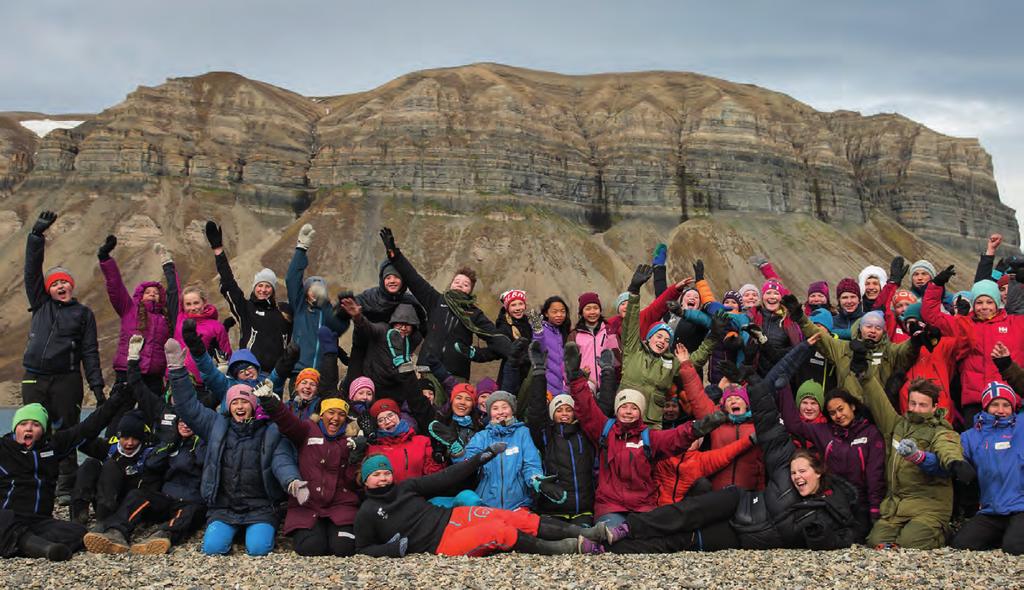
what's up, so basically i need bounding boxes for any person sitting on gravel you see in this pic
[164,338,304,557]
[365,391,443,485]
[0,387,128,561]
[354,450,611,557]
[426,382,483,466]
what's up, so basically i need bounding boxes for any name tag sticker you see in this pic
[160,420,174,426]
[995,441,1011,450]
[40,450,54,458]
[852,437,868,445]
[662,359,674,369]
[163,414,176,421]
[626,441,645,449]
[892,440,901,450]
[307,438,324,446]
[505,446,520,456]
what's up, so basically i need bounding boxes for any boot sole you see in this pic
[130,538,171,555]
[83,532,129,554]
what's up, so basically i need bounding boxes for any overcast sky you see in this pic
[3,1,1020,231]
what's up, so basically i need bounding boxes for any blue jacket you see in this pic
[286,247,349,372]
[962,411,1024,515]
[147,435,206,503]
[169,367,299,510]
[195,349,284,410]
[457,420,542,510]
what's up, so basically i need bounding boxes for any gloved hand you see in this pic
[32,211,57,236]
[509,337,529,365]
[628,264,654,295]
[222,317,237,332]
[526,308,544,335]
[386,533,409,557]
[665,300,682,317]
[992,341,1013,371]
[531,475,568,504]
[253,379,278,399]
[889,256,908,285]
[181,319,206,357]
[153,242,173,266]
[1010,257,1024,279]
[895,439,925,464]
[955,296,972,316]
[652,243,668,266]
[849,339,869,377]
[347,436,368,464]
[949,460,977,485]
[92,386,107,407]
[709,311,731,342]
[275,342,301,380]
[932,265,955,287]
[454,342,476,359]
[597,348,617,372]
[563,342,585,382]
[480,441,508,462]
[204,221,223,249]
[164,338,187,370]
[995,257,1010,274]
[692,259,705,282]
[910,325,942,353]
[781,294,803,321]
[527,340,547,372]
[97,235,117,260]
[427,421,465,457]
[716,360,743,384]
[127,334,145,362]
[296,223,315,250]
[288,479,310,505]
[748,255,768,269]
[379,226,398,256]
[693,410,729,436]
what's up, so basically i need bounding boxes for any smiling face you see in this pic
[376,410,400,431]
[616,402,641,424]
[391,322,413,338]
[974,296,998,321]
[860,323,884,342]
[893,300,911,317]
[14,420,44,448]
[911,269,932,289]
[647,330,671,354]
[826,398,856,428]
[229,398,253,422]
[724,395,748,416]
[382,273,403,295]
[662,399,680,421]
[582,303,601,325]
[364,469,394,489]
[807,292,827,306]
[545,301,567,327]
[119,435,141,454]
[451,391,474,417]
[295,378,317,401]
[839,292,860,313]
[350,387,374,404]
[253,282,274,301]
[987,398,1014,419]
[741,290,760,309]
[762,289,781,311]
[681,290,701,310]
[723,297,740,312]
[799,397,821,421]
[48,279,73,303]
[489,400,513,423]
[177,420,193,438]
[507,299,526,319]
[553,404,575,424]
[617,301,628,318]
[790,456,822,497]
[142,286,161,303]
[235,365,259,382]
[863,278,881,299]
[450,274,473,295]
[320,407,347,436]
[183,292,205,315]
[476,392,490,414]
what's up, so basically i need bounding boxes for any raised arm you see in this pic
[380,227,441,311]
[24,212,56,310]
[920,268,957,335]
[98,248,134,317]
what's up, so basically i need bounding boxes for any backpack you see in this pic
[599,418,652,461]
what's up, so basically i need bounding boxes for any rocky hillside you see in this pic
[0,63,1016,402]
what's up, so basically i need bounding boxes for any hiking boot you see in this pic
[70,502,90,527]
[606,521,631,544]
[578,536,606,555]
[130,530,172,555]
[579,521,610,543]
[56,494,72,507]
[83,529,129,554]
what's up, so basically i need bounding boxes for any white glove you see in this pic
[164,339,187,370]
[297,224,315,250]
[127,334,145,361]
[288,479,310,505]
[253,379,278,400]
[153,242,173,266]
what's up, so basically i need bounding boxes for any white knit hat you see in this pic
[614,389,647,415]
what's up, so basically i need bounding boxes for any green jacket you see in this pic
[620,293,678,430]
[798,315,916,389]
[847,371,963,520]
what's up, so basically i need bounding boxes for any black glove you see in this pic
[563,342,585,382]
[181,319,206,357]
[955,296,972,316]
[222,317,237,331]
[92,386,107,407]
[849,339,869,377]
[538,479,568,505]
[993,354,1013,372]
[527,340,547,375]
[665,300,682,317]
[509,338,529,364]
[275,342,301,378]
[97,235,117,260]
[205,221,223,249]
[379,227,398,257]
[932,265,955,287]
[709,311,731,342]
[692,259,705,282]
[598,348,617,372]
[480,441,508,462]
[995,257,1010,274]
[781,294,803,321]
[693,410,729,436]
[949,460,976,485]
[889,256,908,285]
[627,264,654,295]
[32,211,57,236]
[1010,258,1024,279]
[742,331,760,365]
[348,436,368,464]
[910,325,942,353]
[717,360,743,384]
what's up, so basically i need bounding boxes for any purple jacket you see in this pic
[100,258,170,375]
[778,386,886,514]
[533,322,566,395]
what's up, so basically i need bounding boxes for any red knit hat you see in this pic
[836,278,860,298]
[577,292,602,315]
[370,398,401,419]
[500,289,527,310]
[450,383,478,404]
[981,381,1019,410]
[998,275,1011,288]
[44,268,75,292]
[892,290,918,307]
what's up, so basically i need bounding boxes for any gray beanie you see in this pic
[909,260,937,279]
[252,268,278,292]
[485,390,517,417]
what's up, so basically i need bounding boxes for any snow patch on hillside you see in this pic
[19,119,84,137]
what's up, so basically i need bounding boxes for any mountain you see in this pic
[0,63,1015,403]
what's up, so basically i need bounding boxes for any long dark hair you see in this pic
[823,388,861,423]
[541,296,570,342]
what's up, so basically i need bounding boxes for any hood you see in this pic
[858,266,888,296]
[485,419,526,436]
[378,259,408,296]
[390,303,420,327]
[227,349,261,376]
[132,281,167,308]
[187,303,220,320]
[975,411,1017,430]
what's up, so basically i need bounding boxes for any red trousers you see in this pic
[434,506,540,557]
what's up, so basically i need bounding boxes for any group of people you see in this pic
[2,209,1023,562]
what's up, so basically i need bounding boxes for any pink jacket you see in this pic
[172,272,231,383]
[571,320,618,388]
[99,258,170,375]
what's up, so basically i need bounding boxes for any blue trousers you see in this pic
[202,520,276,556]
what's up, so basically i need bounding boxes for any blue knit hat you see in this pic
[809,308,834,332]
[361,454,393,482]
[615,292,630,310]
[860,310,885,329]
[901,302,923,322]
[645,322,673,342]
[972,280,1003,309]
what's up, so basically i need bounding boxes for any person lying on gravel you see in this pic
[0,386,129,561]
[354,450,611,557]
[165,338,303,557]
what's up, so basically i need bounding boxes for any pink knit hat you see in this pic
[226,384,257,411]
[348,376,375,399]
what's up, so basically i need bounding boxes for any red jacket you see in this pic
[898,331,970,423]
[568,376,699,516]
[367,429,443,485]
[654,437,754,505]
[921,283,1024,407]
[678,361,764,491]
[267,400,360,534]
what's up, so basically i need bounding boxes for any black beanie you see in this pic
[117,411,147,440]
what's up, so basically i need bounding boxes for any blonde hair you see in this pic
[182,283,208,303]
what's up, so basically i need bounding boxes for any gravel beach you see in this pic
[2,542,1021,590]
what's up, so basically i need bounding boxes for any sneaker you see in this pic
[578,536,606,555]
[130,531,172,555]
[606,522,630,544]
[83,529,129,554]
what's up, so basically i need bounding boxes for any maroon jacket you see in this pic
[266,399,360,533]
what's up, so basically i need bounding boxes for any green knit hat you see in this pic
[361,454,393,482]
[12,403,48,431]
[795,381,825,411]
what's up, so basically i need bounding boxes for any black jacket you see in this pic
[214,252,291,371]
[496,308,531,391]
[388,250,511,380]
[356,453,486,557]
[23,233,103,389]
[148,434,206,503]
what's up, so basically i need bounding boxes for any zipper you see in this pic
[32,451,41,514]
[567,427,580,512]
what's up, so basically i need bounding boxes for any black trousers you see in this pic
[22,371,83,496]
[107,371,165,437]
[291,519,356,556]
[609,487,741,554]
[107,488,205,544]
[952,512,1024,555]
[72,457,127,521]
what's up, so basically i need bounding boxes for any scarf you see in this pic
[728,410,752,424]
[378,419,411,438]
[452,414,473,427]
[443,290,499,338]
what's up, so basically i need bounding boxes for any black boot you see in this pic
[537,516,611,543]
[18,533,72,561]
[512,532,579,555]
[70,501,90,526]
